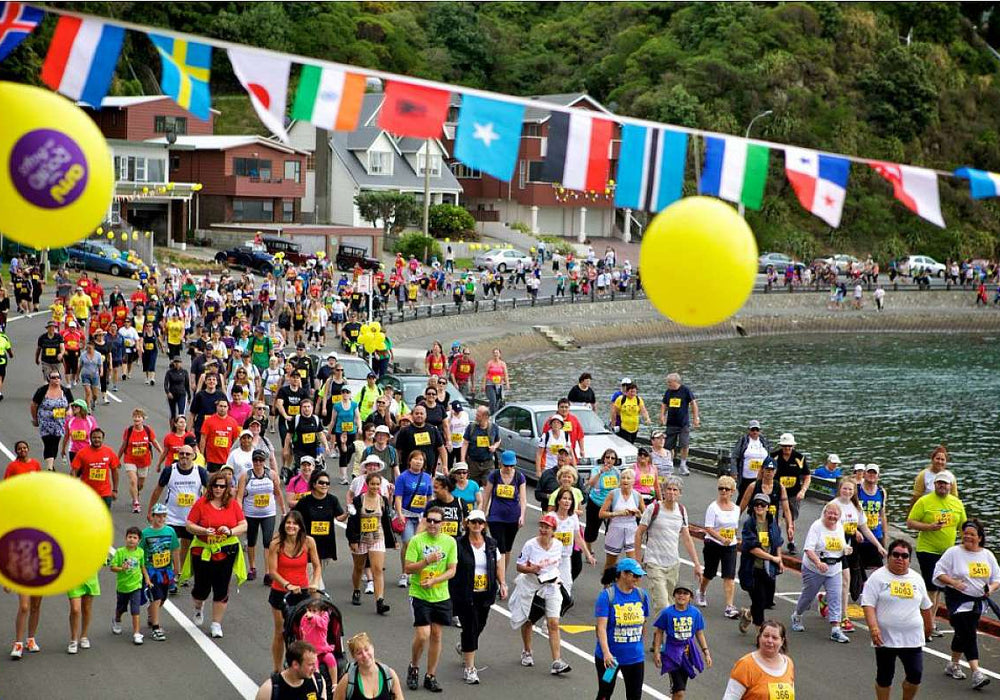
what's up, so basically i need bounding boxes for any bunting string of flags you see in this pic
[6,1,1000,231]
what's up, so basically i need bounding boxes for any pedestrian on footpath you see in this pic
[658,373,699,475]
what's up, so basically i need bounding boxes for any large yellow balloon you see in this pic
[0,472,113,595]
[0,82,114,248]
[639,197,758,327]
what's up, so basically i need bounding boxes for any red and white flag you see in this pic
[540,111,614,191]
[378,81,450,139]
[870,161,945,228]
[228,48,290,143]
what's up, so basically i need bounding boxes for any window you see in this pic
[367,151,392,176]
[234,158,272,179]
[495,407,532,434]
[134,158,146,182]
[232,198,273,222]
[306,154,315,171]
[154,115,187,135]
[282,200,294,222]
[518,160,526,189]
[284,160,301,183]
[115,156,159,182]
[451,163,481,179]
[169,154,180,172]
[110,201,121,225]
[527,161,547,183]
[523,123,542,137]
[147,159,166,183]
[418,153,441,177]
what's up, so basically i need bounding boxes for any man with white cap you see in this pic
[225,429,256,483]
[771,432,810,554]
[362,425,398,480]
[814,453,844,481]
[609,377,632,431]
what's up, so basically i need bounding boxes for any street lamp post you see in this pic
[738,109,773,218]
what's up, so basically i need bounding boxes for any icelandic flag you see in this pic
[614,123,688,213]
[700,136,770,210]
[0,2,44,62]
[784,147,850,227]
[454,94,525,182]
[40,16,124,106]
[954,166,1000,200]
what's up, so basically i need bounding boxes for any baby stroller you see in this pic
[282,591,347,689]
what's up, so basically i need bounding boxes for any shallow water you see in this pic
[511,332,1000,523]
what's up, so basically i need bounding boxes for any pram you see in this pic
[281,591,347,688]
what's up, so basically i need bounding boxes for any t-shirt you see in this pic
[660,385,695,427]
[396,424,444,474]
[111,546,145,593]
[463,422,499,463]
[121,424,156,467]
[594,584,650,665]
[802,520,846,576]
[772,450,809,497]
[451,481,481,515]
[486,469,524,523]
[406,531,457,603]
[293,494,345,560]
[517,536,564,582]
[704,501,740,546]
[425,497,465,538]
[200,414,240,464]
[640,501,687,567]
[613,395,644,433]
[72,445,120,497]
[141,526,179,576]
[4,459,41,479]
[589,467,621,506]
[395,469,434,517]
[654,604,704,643]
[728,653,796,700]
[932,545,1000,609]
[37,332,64,361]
[860,566,932,648]
[567,384,596,406]
[908,493,966,554]
[186,498,245,535]
[858,484,887,540]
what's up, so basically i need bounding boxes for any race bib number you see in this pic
[639,474,655,488]
[843,522,858,536]
[866,512,880,529]
[287,406,300,416]
[206,534,227,545]
[758,531,770,548]
[451,433,462,443]
[152,551,171,568]
[410,495,427,510]
[44,347,56,357]
[749,459,762,472]
[779,476,797,488]
[176,493,195,507]
[612,601,644,626]
[340,422,354,433]
[495,484,515,499]
[310,521,330,536]
[253,494,270,508]
[71,429,87,441]
[889,580,914,599]
[719,528,736,541]
[969,562,991,579]
[473,574,487,591]
[492,375,502,385]
[361,516,378,533]
[768,682,794,700]
[460,364,470,373]
[935,511,953,526]
[554,530,572,546]
[668,398,681,408]
[267,383,278,393]
[330,394,342,404]
[824,536,843,552]
[213,436,229,448]
[440,521,458,536]
[768,505,777,518]
[131,445,148,457]
[413,432,430,446]
[88,467,107,482]
[52,407,66,419]
[601,475,619,490]
[145,342,154,351]
[420,569,435,587]
[476,436,490,448]
[253,344,264,354]
[298,369,308,378]
[548,445,561,455]
[301,432,316,444]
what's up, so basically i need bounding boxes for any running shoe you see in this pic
[25,637,40,653]
[406,665,420,691]
[111,618,122,635]
[246,567,256,582]
[790,613,804,632]
[364,580,375,595]
[841,618,855,633]
[398,573,409,588]
[67,641,78,655]
[694,590,707,607]
[677,464,690,476]
[830,628,850,644]
[724,606,740,619]
[738,608,752,634]
[263,573,273,586]
[464,666,480,685]
[786,542,797,555]
[210,623,223,639]
[376,598,390,616]
[945,662,967,680]
[551,659,572,675]
[818,593,828,619]
[132,502,141,514]
[340,478,349,486]
[351,589,362,606]
[423,674,443,693]
[133,633,144,645]
[930,626,944,638]
[521,650,534,667]
[168,583,178,596]
[151,628,166,642]
[10,642,23,659]
[972,670,990,690]
[193,608,204,626]
[102,397,110,405]
[79,638,90,649]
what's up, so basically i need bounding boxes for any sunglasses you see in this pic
[178,452,194,457]
[426,518,442,524]
[749,428,760,432]
[469,520,485,525]
[890,551,910,559]
[315,480,330,486]
[718,487,731,491]
[210,483,227,489]
[753,502,768,507]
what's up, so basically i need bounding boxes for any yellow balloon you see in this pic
[106,232,115,240]
[142,186,149,194]
[95,226,103,235]
[120,232,128,241]
[144,231,151,238]
[639,197,758,327]
[0,472,113,595]
[316,251,326,259]
[0,82,114,248]
[131,231,139,241]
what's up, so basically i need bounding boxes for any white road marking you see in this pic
[0,438,15,460]
[106,390,123,403]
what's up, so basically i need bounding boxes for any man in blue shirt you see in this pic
[658,373,699,477]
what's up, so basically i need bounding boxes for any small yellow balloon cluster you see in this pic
[315,251,326,260]
[356,321,388,354]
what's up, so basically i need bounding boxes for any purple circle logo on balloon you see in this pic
[0,527,65,587]
[8,129,89,209]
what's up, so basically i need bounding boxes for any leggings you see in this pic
[875,646,923,687]
[594,657,644,700]
[142,350,158,372]
[337,435,355,471]
[41,434,61,460]
[190,548,237,603]
[794,567,843,623]
[455,592,493,653]
[584,497,608,544]
[485,384,503,415]
[168,395,187,420]
[246,516,275,548]
[950,609,982,662]
[749,568,776,626]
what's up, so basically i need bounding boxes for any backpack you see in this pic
[643,501,686,544]
[270,670,326,700]
[604,583,650,611]
[343,661,394,700]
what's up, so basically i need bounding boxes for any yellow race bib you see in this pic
[866,512,880,529]
[253,344,264,354]
[473,573,487,591]
[601,475,619,490]
[213,435,229,448]
[639,474,655,488]
[843,522,858,536]
[298,369,308,378]
[668,398,681,408]
[768,682,794,700]
[131,445,147,457]
[719,528,736,541]
[340,422,354,433]
[301,432,316,444]
[749,459,762,472]
[969,562,991,579]
[548,445,561,455]
[360,516,378,533]
[52,407,66,419]
[44,347,56,357]
[890,580,914,599]
[176,492,195,507]
[311,521,330,536]
[476,436,489,448]
[768,505,777,518]
[554,530,573,546]
[253,494,270,508]
[491,375,502,385]
[779,476,796,488]
[758,531,770,548]
[935,511,953,526]
[413,431,431,446]
[440,521,458,536]
[495,484,515,499]
[824,536,843,552]
[410,495,427,510]
[87,467,107,482]
[287,405,300,416]
[152,551,171,568]
[451,433,462,443]
[71,429,87,441]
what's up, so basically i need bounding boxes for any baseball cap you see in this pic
[673,582,694,596]
[827,453,841,464]
[762,457,776,469]
[326,352,338,359]
[616,557,646,576]
[501,450,517,466]
[933,471,954,484]
[865,463,880,474]
[620,376,632,385]
[374,425,391,435]
[239,430,253,439]
[748,419,761,430]
[778,432,796,446]
[467,509,486,522]
[151,503,169,515]
[299,455,316,465]
[548,413,564,425]
[451,400,463,411]
[451,461,469,472]
[853,463,866,472]
[254,324,266,332]
[252,449,268,461]
[296,341,306,349]
[752,492,772,505]
[538,514,557,529]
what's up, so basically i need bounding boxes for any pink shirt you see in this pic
[299,611,332,653]
[65,415,98,454]
[228,401,252,428]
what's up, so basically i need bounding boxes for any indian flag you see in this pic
[700,136,770,210]
[292,65,365,131]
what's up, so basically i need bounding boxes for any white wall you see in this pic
[329,155,358,226]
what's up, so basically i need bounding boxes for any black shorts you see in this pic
[875,646,923,687]
[669,670,690,694]
[410,597,452,627]
[268,588,286,611]
[858,541,885,570]
[171,524,193,541]
[702,540,738,580]
[487,521,519,554]
[148,578,170,603]
[915,551,942,592]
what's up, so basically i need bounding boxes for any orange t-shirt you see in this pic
[729,652,795,700]
[200,414,240,464]
[4,459,42,479]
[71,446,120,497]
[121,424,156,467]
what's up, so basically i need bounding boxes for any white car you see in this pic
[900,255,945,277]
[473,248,533,273]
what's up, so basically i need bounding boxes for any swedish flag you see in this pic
[148,33,212,120]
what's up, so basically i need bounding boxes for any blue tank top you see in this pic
[334,400,359,434]
[588,467,621,506]
[857,484,886,540]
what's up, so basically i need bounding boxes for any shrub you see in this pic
[536,235,575,256]
[392,232,442,264]
[428,203,476,239]
[510,221,532,234]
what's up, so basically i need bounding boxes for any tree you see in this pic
[428,204,476,239]
[354,192,419,238]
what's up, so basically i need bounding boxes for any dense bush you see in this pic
[428,203,476,239]
[392,233,442,264]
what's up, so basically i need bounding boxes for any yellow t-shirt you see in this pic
[614,395,644,433]
[166,318,184,345]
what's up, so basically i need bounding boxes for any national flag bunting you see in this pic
[870,162,945,228]
[540,111,614,192]
[954,167,1000,200]
[228,48,290,142]
[784,147,850,227]
[41,17,123,107]
[378,80,450,138]
[701,136,770,210]
[149,33,212,120]
[614,124,688,212]
[0,2,43,62]
[292,65,366,132]
[453,94,524,182]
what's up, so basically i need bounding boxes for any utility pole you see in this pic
[422,139,431,236]
[314,127,332,224]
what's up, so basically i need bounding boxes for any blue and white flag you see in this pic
[954,166,1000,200]
[614,124,688,212]
[0,2,43,62]
[454,94,524,182]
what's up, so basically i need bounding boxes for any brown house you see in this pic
[85,95,216,141]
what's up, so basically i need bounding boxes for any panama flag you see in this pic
[614,123,688,213]
[40,16,124,106]
[292,65,366,132]
[784,147,850,227]
[540,111,614,191]
[701,136,770,210]
[870,161,945,228]
[0,2,44,62]
[954,166,1000,200]
[228,48,291,142]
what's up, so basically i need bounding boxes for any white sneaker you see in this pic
[210,622,223,639]
[520,650,534,667]
[111,618,122,635]
[398,574,409,588]
[79,637,90,649]
[550,659,572,675]
[67,641,78,654]
[364,580,375,595]
[193,608,204,626]
[790,613,804,632]
[694,590,707,607]
[132,633,144,645]
[830,628,850,644]
[945,662,967,680]
[972,670,990,690]
[464,666,480,685]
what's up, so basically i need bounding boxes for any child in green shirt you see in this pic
[110,526,151,645]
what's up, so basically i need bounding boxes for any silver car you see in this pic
[473,248,533,273]
[493,401,638,482]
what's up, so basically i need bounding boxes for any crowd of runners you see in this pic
[1,252,997,700]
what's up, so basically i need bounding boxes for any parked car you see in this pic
[899,255,945,277]
[758,252,793,273]
[66,241,142,277]
[214,243,276,274]
[262,236,313,266]
[493,401,638,482]
[474,248,533,273]
[311,354,372,398]
[825,254,860,273]
[336,244,380,272]
[376,373,473,413]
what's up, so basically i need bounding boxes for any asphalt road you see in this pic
[1,276,998,700]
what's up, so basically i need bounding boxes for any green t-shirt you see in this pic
[181,282,197,299]
[0,333,10,365]
[111,546,145,593]
[250,335,273,371]
[405,531,457,603]
[908,493,966,554]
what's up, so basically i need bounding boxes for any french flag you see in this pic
[41,16,124,106]
[784,147,850,227]
[954,166,1000,200]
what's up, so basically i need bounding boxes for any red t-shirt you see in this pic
[4,459,42,479]
[62,328,83,353]
[200,414,240,464]
[121,424,156,467]
[162,431,194,466]
[71,445,120,497]
[187,497,245,531]
[449,357,476,381]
